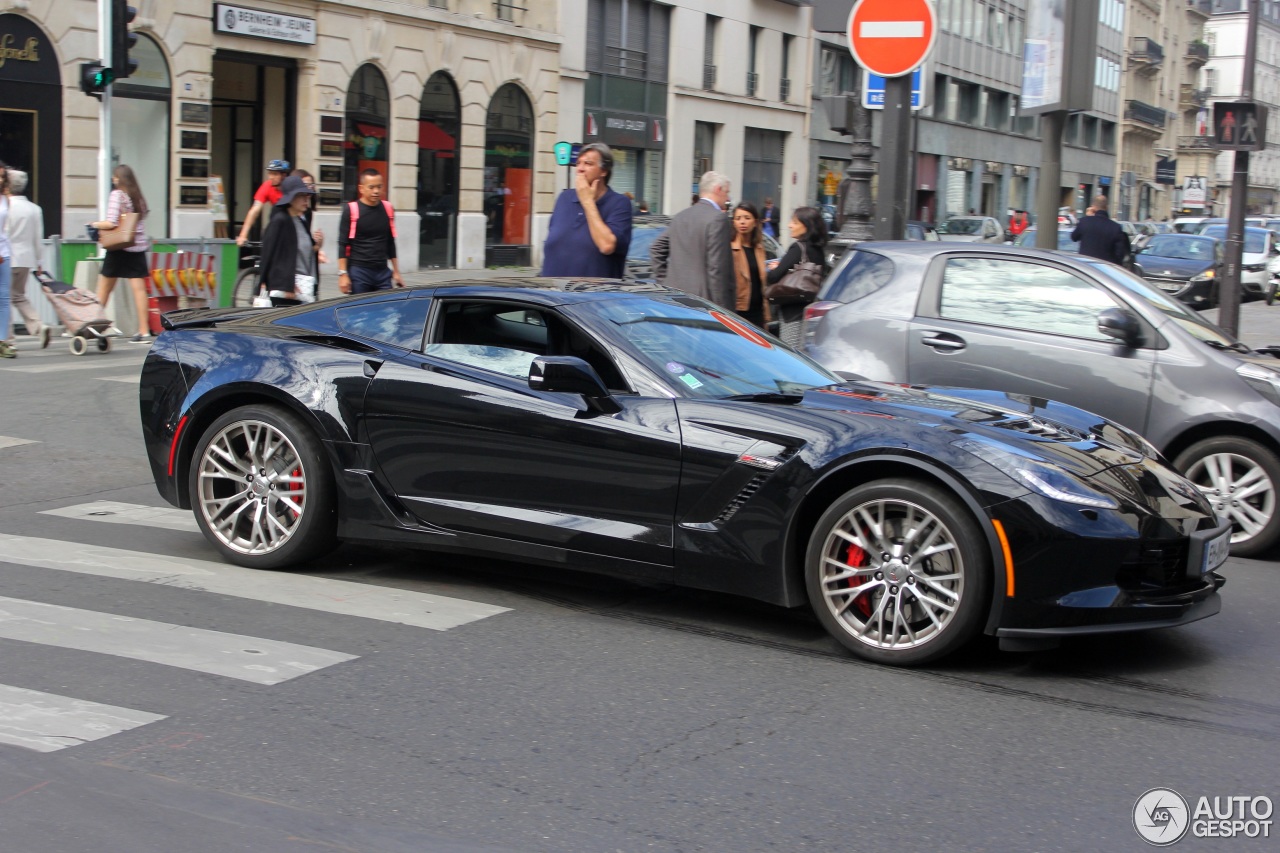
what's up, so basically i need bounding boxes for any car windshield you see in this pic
[570,296,839,399]
[627,225,666,262]
[1141,235,1216,260]
[1200,225,1268,254]
[939,218,983,235]
[1016,230,1080,252]
[1087,262,1243,348]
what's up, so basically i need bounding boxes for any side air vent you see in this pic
[715,474,768,523]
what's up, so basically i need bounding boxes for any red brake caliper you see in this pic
[288,466,304,516]
[844,541,873,617]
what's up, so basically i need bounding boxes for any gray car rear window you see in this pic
[820,250,895,304]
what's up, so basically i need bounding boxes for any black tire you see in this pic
[188,404,337,569]
[1266,279,1276,307]
[97,337,110,351]
[805,479,991,666]
[1174,436,1280,558]
[232,266,261,308]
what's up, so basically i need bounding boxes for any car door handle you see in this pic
[363,359,383,378]
[919,333,966,352]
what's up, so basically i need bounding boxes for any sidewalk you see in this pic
[1202,300,1280,353]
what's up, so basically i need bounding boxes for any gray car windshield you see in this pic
[1087,262,1241,347]
[1201,226,1268,254]
[1141,235,1216,260]
[572,297,839,398]
[940,218,983,235]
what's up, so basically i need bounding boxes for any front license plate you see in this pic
[1202,529,1231,574]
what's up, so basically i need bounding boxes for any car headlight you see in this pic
[1237,362,1280,405]
[1190,270,1215,282]
[954,438,1120,509]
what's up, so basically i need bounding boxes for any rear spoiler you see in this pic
[160,306,267,331]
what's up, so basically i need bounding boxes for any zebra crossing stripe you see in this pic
[42,501,200,533]
[0,683,166,753]
[0,437,38,450]
[0,595,357,685]
[0,358,146,374]
[0,534,510,631]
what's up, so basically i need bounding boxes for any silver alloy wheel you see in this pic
[196,419,308,556]
[817,497,964,651]
[1184,450,1276,545]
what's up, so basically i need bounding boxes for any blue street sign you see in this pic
[862,68,924,110]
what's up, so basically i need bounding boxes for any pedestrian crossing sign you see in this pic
[1213,101,1267,151]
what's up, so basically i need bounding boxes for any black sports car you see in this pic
[140,279,1228,665]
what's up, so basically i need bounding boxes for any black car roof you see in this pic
[411,277,681,306]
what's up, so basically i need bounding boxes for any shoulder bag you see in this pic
[765,259,824,306]
[99,212,140,251]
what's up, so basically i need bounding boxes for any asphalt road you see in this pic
[0,336,1276,853]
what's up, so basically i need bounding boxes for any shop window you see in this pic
[112,33,171,237]
[419,72,460,269]
[345,64,390,202]
[484,83,534,264]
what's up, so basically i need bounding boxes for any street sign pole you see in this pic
[98,0,112,218]
[1221,0,1261,338]
[875,74,913,240]
[1035,111,1065,250]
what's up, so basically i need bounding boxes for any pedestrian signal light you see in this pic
[1212,101,1267,151]
[111,0,138,80]
[80,61,114,98]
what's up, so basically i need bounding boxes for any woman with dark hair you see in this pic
[290,168,327,296]
[257,175,318,302]
[766,206,828,347]
[92,164,153,342]
[0,161,12,357]
[540,141,632,277]
[729,201,774,329]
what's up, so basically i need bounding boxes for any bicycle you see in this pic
[231,241,263,307]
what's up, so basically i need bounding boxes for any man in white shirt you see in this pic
[5,170,49,347]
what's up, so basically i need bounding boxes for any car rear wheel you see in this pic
[189,405,336,569]
[805,480,991,665]
[1174,436,1280,558]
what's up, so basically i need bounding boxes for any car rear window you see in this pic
[819,250,895,304]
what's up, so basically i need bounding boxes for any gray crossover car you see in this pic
[803,242,1280,556]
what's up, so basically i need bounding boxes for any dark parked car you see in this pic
[141,279,1226,665]
[1132,233,1222,308]
[803,241,1280,556]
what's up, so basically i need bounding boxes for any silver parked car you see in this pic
[936,216,1006,243]
[803,242,1280,556]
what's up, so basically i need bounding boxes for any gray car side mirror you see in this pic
[1098,307,1142,348]
[529,356,619,414]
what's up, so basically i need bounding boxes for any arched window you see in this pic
[345,64,390,200]
[112,33,172,237]
[418,72,460,268]
[484,83,534,263]
[0,13,62,229]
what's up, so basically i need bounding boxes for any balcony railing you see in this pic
[1178,135,1216,150]
[1179,83,1209,108]
[1186,0,1214,18]
[703,63,716,90]
[1186,41,1210,63]
[1130,37,1165,64]
[1125,99,1169,128]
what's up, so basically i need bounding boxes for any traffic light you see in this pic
[1212,101,1268,151]
[80,61,113,98]
[111,0,138,80]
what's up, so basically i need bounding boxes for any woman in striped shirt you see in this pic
[91,164,153,342]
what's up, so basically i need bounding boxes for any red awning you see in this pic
[419,121,456,150]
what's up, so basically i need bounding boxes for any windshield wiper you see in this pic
[1202,338,1252,354]
[723,392,805,404]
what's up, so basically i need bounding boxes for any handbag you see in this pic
[765,260,824,306]
[98,212,139,250]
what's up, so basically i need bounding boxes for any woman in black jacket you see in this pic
[766,205,828,347]
[257,175,318,303]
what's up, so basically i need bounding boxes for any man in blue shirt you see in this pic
[541,142,632,277]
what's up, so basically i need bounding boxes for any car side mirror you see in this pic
[1098,307,1142,347]
[529,356,619,414]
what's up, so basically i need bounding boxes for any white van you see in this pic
[1173,216,1209,233]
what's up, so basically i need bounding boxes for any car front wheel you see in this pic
[1174,436,1280,558]
[806,480,991,666]
[189,405,337,569]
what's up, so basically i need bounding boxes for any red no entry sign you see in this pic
[848,0,937,78]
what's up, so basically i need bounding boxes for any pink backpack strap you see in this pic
[382,200,397,239]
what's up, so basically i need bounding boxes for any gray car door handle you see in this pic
[920,333,966,352]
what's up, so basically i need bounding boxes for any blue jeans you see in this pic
[349,265,392,294]
[0,258,11,341]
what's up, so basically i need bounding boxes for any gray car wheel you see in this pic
[1175,436,1280,558]
[805,480,991,665]
[189,405,337,569]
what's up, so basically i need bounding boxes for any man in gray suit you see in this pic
[651,171,734,308]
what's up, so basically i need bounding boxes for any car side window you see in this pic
[821,250,895,304]
[336,300,431,350]
[938,257,1118,341]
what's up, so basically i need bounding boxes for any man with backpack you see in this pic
[337,169,404,294]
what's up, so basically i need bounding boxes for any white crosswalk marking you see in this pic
[0,684,166,753]
[98,375,140,383]
[0,358,145,374]
[0,534,511,631]
[42,501,200,532]
[0,596,356,684]
[0,436,38,450]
